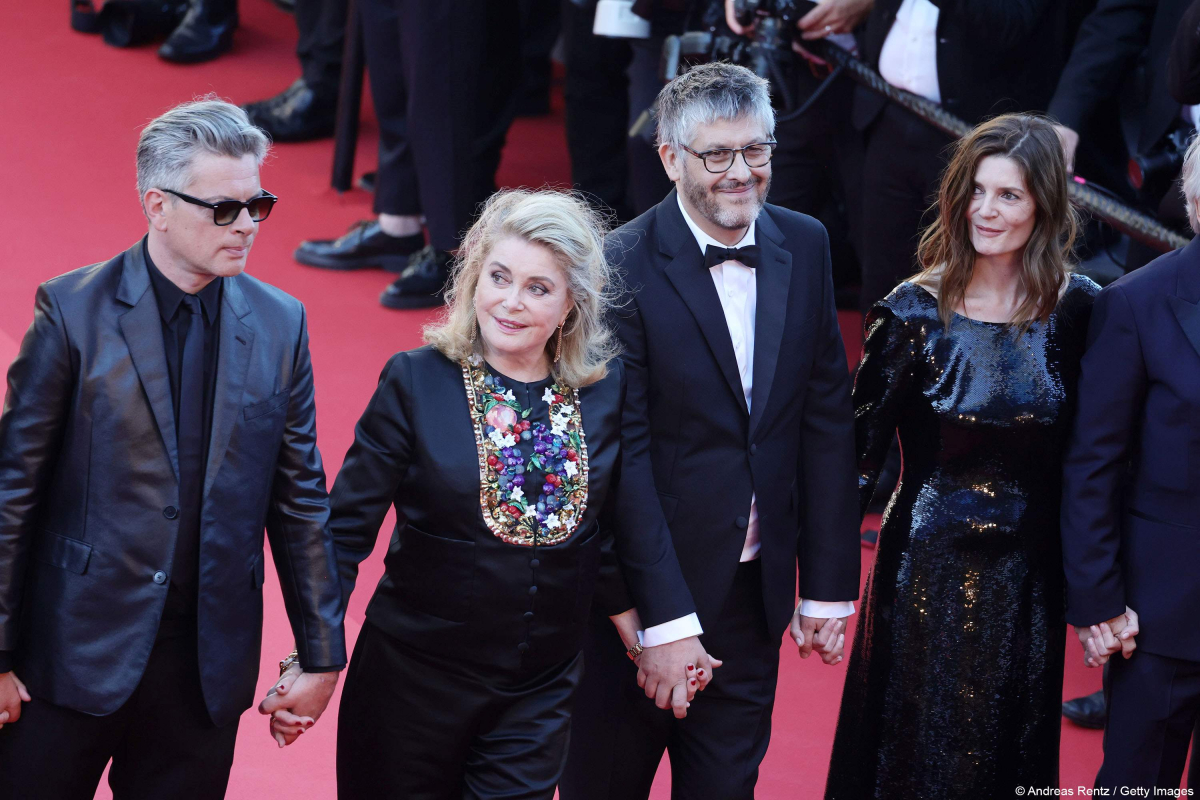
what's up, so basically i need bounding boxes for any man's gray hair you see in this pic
[136,95,270,200]
[654,61,775,149]
[1182,132,1200,234]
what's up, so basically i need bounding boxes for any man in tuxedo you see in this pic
[1061,134,1200,792]
[0,98,346,799]
[560,62,860,800]
[853,0,1069,313]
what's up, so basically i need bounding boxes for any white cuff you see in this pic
[799,599,855,619]
[637,613,703,647]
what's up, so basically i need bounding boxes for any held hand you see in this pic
[790,607,846,664]
[797,0,873,40]
[258,665,340,748]
[1053,124,1079,174]
[608,607,644,651]
[1075,607,1139,668]
[636,636,722,719]
[0,671,31,730]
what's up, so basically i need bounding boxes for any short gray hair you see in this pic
[1182,131,1200,234]
[136,95,269,201]
[654,61,775,149]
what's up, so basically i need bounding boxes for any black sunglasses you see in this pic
[162,189,278,226]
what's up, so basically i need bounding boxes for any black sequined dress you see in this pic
[825,275,1099,799]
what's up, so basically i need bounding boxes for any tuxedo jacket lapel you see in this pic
[749,210,791,439]
[116,241,180,482]
[204,277,255,499]
[657,193,749,416]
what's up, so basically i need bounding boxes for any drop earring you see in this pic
[553,324,564,363]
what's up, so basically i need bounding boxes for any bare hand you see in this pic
[1053,124,1079,174]
[798,0,873,40]
[790,607,846,665]
[0,671,31,730]
[636,636,722,719]
[1075,607,1138,668]
[258,665,340,747]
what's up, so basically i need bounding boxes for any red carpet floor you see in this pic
[1,1,1112,796]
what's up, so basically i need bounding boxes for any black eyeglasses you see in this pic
[162,189,278,226]
[679,142,777,174]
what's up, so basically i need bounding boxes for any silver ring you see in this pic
[825,24,834,34]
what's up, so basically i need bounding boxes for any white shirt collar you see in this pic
[676,192,756,256]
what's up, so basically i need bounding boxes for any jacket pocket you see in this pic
[243,387,291,421]
[35,532,93,575]
[395,524,474,623]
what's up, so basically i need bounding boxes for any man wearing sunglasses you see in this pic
[0,97,346,799]
[561,62,860,800]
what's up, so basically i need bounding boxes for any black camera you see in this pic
[660,0,818,113]
[1128,126,1192,202]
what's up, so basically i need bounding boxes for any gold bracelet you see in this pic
[626,642,644,661]
[279,649,299,676]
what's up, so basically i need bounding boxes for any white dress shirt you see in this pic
[878,0,941,103]
[673,194,855,622]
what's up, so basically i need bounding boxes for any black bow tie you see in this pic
[703,244,761,270]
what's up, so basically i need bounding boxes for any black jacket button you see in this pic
[153,571,167,584]
[517,642,529,652]
[736,516,748,529]
[528,585,538,595]
[530,559,540,568]
[750,444,757,455]
[163,506,179,520]
[523,611,534,620]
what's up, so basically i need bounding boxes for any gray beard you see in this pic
[680,171,770,231]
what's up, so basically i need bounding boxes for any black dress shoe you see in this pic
[294,220,424,272]
[158,0,236,64]
[1062,689,1106,729]
[380,246,453,309]
[71,0,102,32]
[244,79,336,143]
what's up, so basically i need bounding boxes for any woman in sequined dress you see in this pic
[825,115,1100,799]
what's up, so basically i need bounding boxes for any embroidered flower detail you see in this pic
[545,513,561,530]
[485,403,518,432]
[542,387,555,404]
[503,389,516,403]
[564,460,578,479]
[468,353,483,366]
[510,485,525,504]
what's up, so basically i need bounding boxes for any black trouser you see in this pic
[1096,649,1200,791]
[337,621,582,800]
[359,0,520,249]
[769,72,865,294]
[858,102,954,315]
[562,0,672,221]
[295,0,347,98]
[561,560,781,800]
[0,634,240,800]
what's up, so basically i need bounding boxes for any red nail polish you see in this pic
[686,665,694,671]
[690,679,697,686]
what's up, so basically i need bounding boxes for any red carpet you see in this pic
[1,1,1111,796]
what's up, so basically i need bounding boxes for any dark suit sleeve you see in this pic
[600,358,696,628]
[328,353,414,607]
[1168,0,1200,104]
[854,302,917,517]
[1046,0,1157,131]
[1060,284,1145,627]
[927,0,1053,51]
[795,231,861,603]
[0,285,74,668]
[264,306,348,671]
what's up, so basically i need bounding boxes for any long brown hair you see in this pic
[914,114,1078,330]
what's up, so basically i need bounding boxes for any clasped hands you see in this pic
[257,664,339,748]
[1075,606,1139,669]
